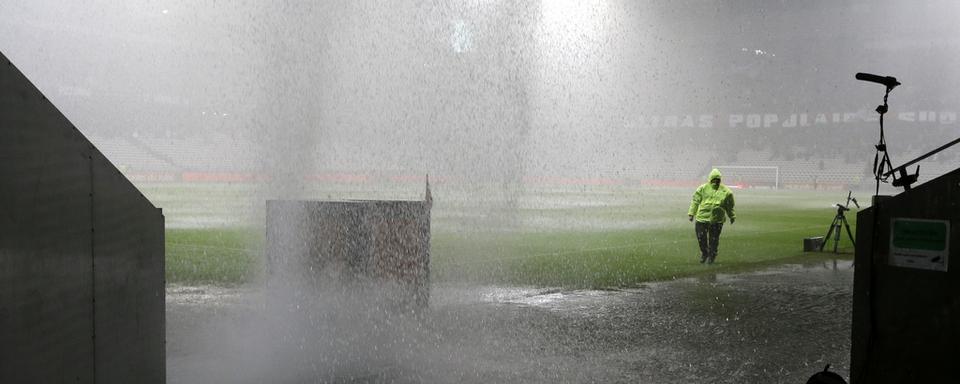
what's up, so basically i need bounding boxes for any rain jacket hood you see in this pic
[688,169,736,223]
[708,168,722,182]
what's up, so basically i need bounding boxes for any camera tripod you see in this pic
[820,191,859,253]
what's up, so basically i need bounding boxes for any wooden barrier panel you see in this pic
[266,194,431,309]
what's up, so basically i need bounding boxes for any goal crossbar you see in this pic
[711,165,780,189]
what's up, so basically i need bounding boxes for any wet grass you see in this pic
[166,227,262,285]
[163,186,859,287]
[432,188,857,288]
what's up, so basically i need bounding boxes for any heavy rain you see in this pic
[2,0,959,383]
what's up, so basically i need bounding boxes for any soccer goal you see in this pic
[712,165,780,189]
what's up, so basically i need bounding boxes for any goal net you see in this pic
[711,165,779,189]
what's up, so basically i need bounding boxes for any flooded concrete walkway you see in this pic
[167,260,853,383]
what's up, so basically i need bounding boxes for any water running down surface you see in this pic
[167,260,853,383]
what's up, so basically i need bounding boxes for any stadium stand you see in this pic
[86,122,951,190]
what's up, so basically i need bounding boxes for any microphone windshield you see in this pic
[856,72,900,88]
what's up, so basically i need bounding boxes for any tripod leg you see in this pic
[842,216,856,247]
[833,222,842,253]
[820,216,838,252]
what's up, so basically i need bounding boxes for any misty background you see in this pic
[1,0,958,198]
[3,2,957,382]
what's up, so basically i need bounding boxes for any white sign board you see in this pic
[889,218,950,272]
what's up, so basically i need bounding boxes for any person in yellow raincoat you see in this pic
[688,168,736,264]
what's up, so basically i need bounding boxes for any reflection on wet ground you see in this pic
[167,260,853,383]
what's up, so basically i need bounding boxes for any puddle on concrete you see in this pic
[167,260,854,383]
[166,284,258,307]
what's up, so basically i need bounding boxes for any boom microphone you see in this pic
[855,72,900,89]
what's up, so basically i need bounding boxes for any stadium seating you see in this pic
[88,129,953,189]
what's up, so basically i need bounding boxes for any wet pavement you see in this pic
[167,260,853,383]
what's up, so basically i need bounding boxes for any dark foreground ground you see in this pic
[167,260,853,383]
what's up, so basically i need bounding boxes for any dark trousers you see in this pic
[695,221,723,261]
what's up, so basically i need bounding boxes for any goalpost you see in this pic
[712,165,780,189]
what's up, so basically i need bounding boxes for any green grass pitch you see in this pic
[158,185,857,287]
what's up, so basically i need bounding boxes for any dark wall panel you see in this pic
[0,51,96,384]
[93,153,165,383]
[0,51,164,383]
[852,167,960,383]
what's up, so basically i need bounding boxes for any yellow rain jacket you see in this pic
[688,168,736,224]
